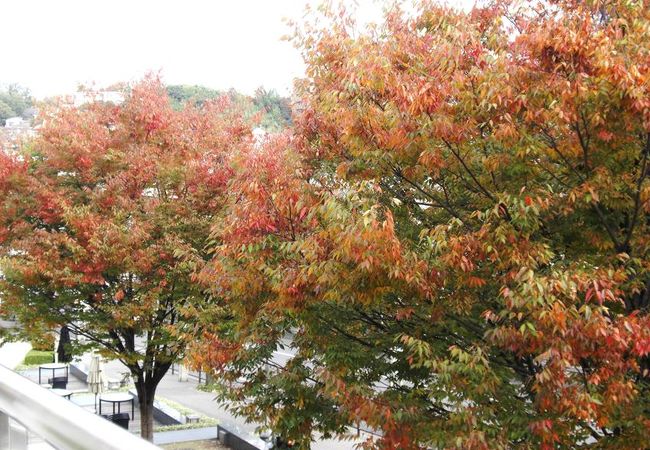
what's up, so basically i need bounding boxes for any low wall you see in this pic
[72,361,266,449]
[69,362,88,383]
[127,389,183,426]
[218,425,264,450]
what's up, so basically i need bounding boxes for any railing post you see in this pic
[1,364,160,450]
[0,409,10,450]
[9,422,27,450]
[0,412,27,450]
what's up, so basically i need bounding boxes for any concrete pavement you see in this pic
[0,338,370,449]
[97,359,368,449]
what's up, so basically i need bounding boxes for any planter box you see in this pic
[128,389,183,426]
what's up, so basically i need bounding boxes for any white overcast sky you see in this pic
[0,0,376,98]
[2,0,472,99]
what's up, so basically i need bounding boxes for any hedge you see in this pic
[23,350,53,366]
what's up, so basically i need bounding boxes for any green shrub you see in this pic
[23,350,53,366]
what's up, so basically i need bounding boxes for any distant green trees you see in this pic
[253,87,292,131]
[0,83,290,130]
[166,84,222,110]
[166,84,291,131]
[0,84,33,125]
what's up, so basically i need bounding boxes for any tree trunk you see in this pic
[135,380,156,441]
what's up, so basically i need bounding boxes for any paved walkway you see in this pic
[97,359,367,449]
[0,340,369,449]
[18,366,162,435]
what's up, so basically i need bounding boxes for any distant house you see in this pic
[1,116,36,152]
[4,117,27,128]
[21,107,38,120]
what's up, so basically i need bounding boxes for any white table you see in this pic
[98,392,135,419]
[38,363,68,384]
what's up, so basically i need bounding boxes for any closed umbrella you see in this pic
[57,325,72,363]
[87,355,105,412]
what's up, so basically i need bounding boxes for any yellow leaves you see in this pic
[400,334,432,367]
[519,321,538,337]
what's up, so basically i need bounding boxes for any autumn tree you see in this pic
[198,1,650,449]
[0,77,251,440]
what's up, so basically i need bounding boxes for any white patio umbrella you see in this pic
[53,331,60,363]
[87,354,106,412]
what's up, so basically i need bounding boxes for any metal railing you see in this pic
[170,363,208,384]
[0,364,159,450]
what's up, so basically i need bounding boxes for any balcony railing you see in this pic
[0,363,159,450]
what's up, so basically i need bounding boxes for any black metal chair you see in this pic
[48,376,68,389]
[107,413,130,430]
[274,437,295,448]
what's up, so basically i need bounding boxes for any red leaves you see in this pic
[189,332,241,372]
[180,2,650,448]
[114,289,125,302]
[584,279,617,304]
[529,419,560,450]
[34,191,65,225]
[395,307,415,320]
[634,338,650,357]
[0,74,252,360]
[218,132,317,247]
[0,151,27,191]
[467,276,487,288]
[597,130,614,142]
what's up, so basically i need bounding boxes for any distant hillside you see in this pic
[166,84,291,131]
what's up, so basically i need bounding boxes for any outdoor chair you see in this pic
[48,376,68,389]
[273,436,295,448]
[101,413,130,430]
[108,413,130,430]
